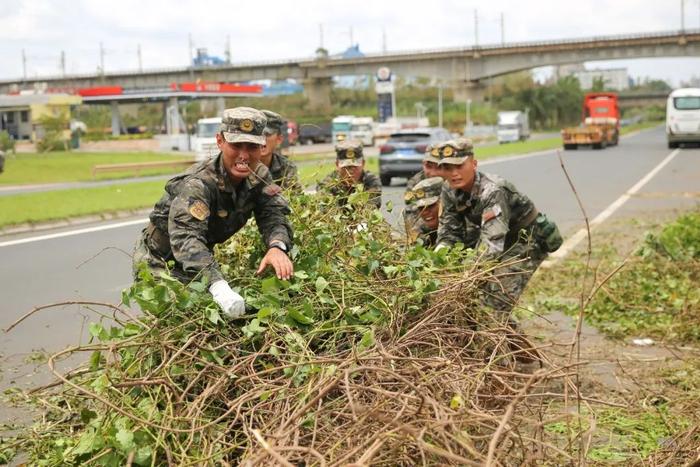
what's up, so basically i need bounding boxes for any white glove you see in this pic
[209,280,245,319]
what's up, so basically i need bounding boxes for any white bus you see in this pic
[666,88,700,148]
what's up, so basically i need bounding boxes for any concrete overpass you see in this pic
[2,29,699,110]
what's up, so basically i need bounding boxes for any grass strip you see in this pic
[0,180,166,226]
[0,151,194,186]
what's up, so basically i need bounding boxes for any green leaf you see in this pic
[450,394,464,409]
[115,428,135,453]
[123,323,142,337]
[121,289,131,307]
[70,428,103,456]
[88,323,108,341]
[257,307,274,320]
[315,276,329,294]
[91,374,110,394]
[288,308,315,325]
[359,329,375,350]
[294,270,309,279]
[386,200,393,212]
[207,306,222,324]
[261,276,280,294]
[89,351,102,371]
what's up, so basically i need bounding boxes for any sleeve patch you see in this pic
[482,210,497,224]
[188,200,210,221]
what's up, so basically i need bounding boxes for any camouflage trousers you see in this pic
[480,241,547,317]
[132,231,193,284]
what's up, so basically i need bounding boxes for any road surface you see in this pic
[1,127,698,365]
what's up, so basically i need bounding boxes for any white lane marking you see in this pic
[0,218,148,248]
[541,148,681,267]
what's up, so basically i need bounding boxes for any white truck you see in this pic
[497,111,530,144]
[350,117,375,146]
[192,117,221,161]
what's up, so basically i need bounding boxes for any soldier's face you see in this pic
[217,133,262,181]
[419,202,440,230]
[444,157,477,191]
[423,161,441,178]
[337,161,364,185]
[261,133,283,158]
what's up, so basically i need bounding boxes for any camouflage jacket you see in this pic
[437,171,538,256]
[269,151,301,191]
[405,170,427,190]
[404,214,438,248]
[317,170,382,209]
[146,153,293,284]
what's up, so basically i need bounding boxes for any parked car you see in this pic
[378,127,452,186]
[298,122,332,145]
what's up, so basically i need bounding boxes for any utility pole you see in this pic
[60,50,66,77]
[319,23,324,49]
[681,0,685,30]
[500,12,505,46]
[465,98,472,136]
[99,42,105,74]
[137,44,143,72]
[225,35,231,64]
[349,26,354,47]
[188,33,194,65]
[382,28,387,53]
[474,9,479,46]
[22,49,27,81]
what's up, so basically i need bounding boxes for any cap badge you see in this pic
[346,148,355,159]
[442,146,454,157]
[431,147,440,157]
[240,119,254,132]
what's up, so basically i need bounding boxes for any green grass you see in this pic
[476,137,561,160]
[0,159,381,227]
[0,152,194,186]
[0,181,166,226]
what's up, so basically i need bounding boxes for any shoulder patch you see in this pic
[263,183,282,196]
[189,200,210,221]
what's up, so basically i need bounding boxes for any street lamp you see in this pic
[465,98,472,136]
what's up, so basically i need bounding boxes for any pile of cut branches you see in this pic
[4,191,581,466]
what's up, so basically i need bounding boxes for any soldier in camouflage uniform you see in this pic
[317,139,382,209]
[133,107,294,319]
[403,176,443,247]
[435,138,562,314]
[404,145,445,239]
[405,145,443,190]
[260,110,301,191]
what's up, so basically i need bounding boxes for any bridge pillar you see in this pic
[303,77,333,113]
[216,97,225,115]
[453,81,487,104]
[110,101,124,136]
[165,97,184,135]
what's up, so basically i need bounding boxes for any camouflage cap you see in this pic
[335,140,364,168]
[436,138,475,165]
[424,144,441,163]
[261,109,285,135]
[220,107,267,145]
[404,176,443,208]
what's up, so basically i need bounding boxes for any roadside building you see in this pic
[0,93,82,141]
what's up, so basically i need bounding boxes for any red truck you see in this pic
[561,92,620,150]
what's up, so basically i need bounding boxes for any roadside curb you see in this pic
[0,208,151,237]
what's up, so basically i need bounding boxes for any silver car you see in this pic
[378,127,452,186]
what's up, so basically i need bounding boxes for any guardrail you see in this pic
[91,159,195,178]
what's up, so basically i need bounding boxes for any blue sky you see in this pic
[1,0,699,86]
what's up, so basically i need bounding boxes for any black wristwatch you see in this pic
[269,241,288,254]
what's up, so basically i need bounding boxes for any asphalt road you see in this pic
[2,126,699,362]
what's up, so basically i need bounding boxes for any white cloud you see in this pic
[0,0,698,82]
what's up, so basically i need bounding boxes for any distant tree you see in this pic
[591,76,606,92]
